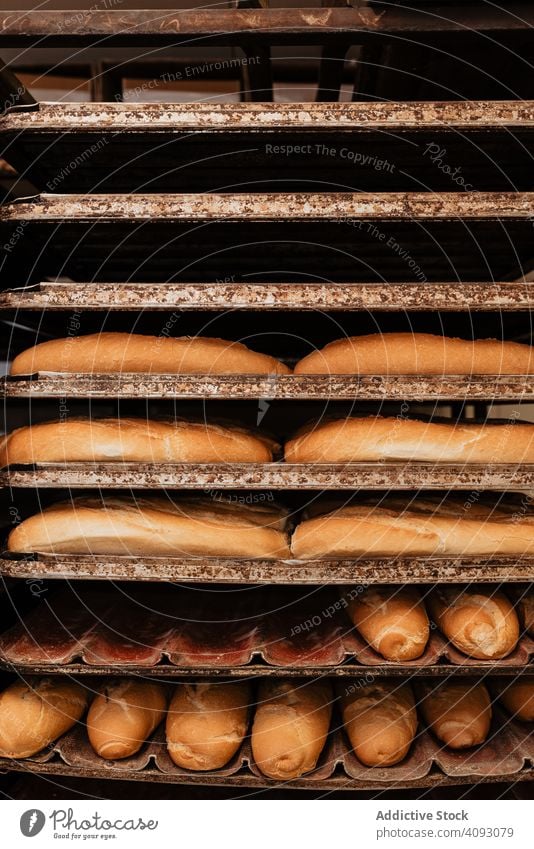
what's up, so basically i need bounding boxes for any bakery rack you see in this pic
[1,3,534,796]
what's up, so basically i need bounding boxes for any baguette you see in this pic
[285,416,534,464]
[345,586,429,661]
[166,682,250,771]
[87,679,167,760]
[291,496,534,559]
[11,332,290,376]
[8,496,291,558]
[251,679,332,779]
[0,678,88,758]
[339,680,417,767]
[294,333,534,375]
[418,680,491,748]
[498,680,534,722]
[428,586,519,659]
[0,417,278,466]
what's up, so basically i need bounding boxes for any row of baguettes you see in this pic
[9,331,534,376]
[1,677,532,775]
[3,415,534,466]
[7,495,534,559]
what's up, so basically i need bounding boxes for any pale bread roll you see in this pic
[294,333,534,375]
[166,682,250,771]
[0,678,88,758]
[0,417,278,466]
[419,680,491,749]
[251,679,332,779]
[345,586,429,661]
[428,586,519,659]
[285,416,534,464]
[339,680,417,767]
[291,497,534,559]
[10,332,290,376]
[87,679,167,760]
[499,680,534,722]
[8,496,291,559]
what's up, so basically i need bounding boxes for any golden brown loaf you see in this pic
[166,682,250,771]
[285,416,534,464]
[86,679,167,760]
[251,679,332,779]
[290,496,534,559]
[8,496,291,559]
[428,586,519,659]
[0,417,278,466]
[0,678,88,758]
[10,332,291,376]
[418,680,492,749]
[339,680,417,767]
[345,586,430,661]
[498,680,534,722]
[294,332,534,375]
[515,588,534,636]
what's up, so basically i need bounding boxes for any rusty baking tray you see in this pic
[2,281,533,312]
[3,461,534,491]
[2,552,533,585]
[1,587,532,677]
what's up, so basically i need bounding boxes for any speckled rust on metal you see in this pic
[3,461,534,491]
[1,281,533,311]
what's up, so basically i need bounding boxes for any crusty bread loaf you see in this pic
[345,586,429,661]
[291,496,534,559]
[251,679,332,779]
[0,417,278,467]
[515,588,534,637]
[418,680,491,749]
[285,416,534,464]
[428,586,519,659]
[8,496,291,558]
[294,333,534,375]
[10,332,290,376]
[87,679,167,760]
[0,678,88,758]
[166,682,250,771]
[498,679,534,722]
[339,680,417,767]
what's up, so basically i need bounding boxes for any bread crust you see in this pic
[0,417,278,466]
[87,679,167,760]
[166,682,250,771]
[345,586,429,661]
[499,680,534,722]
[339,681,417,766]
[285,416,534,464]
[418,680,491,749]
[0,678,88,758]
[8,496,291,558]
[251,679,332,779]
[294,333,534,375]
[11,332,290,376]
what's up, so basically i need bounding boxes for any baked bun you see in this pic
[290,496,534,559]
[515,588,534,636]
[294,333,534,375]
[11,332,290,376]
[285,416,534,464]
[339,680,417,767]
[8,496,291,558]
[251,679,332,779]
[166,682,250,771]
[0,678,88,758]
[418,680,491,749]
[345,586,429,661]
[498,679,534,722]
[428,586,519,659]
[0,417,278,466]
[87,679,167,760]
